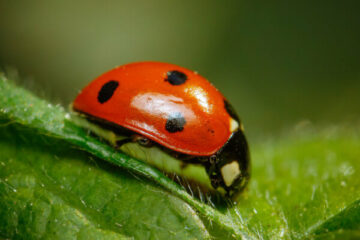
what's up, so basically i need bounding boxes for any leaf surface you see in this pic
[1,75,360,239]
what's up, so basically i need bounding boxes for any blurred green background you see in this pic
[1,1,359,140]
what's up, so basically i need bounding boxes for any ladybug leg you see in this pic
[132,134,153,147]
[205,155,223,189]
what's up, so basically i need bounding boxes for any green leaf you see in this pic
[0,75,243,239]
[0,125,210,239]
[1,74,360,239]
[230,126,360,239]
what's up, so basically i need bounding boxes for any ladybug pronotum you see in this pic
[72,62,250,197]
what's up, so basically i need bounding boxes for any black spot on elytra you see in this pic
[224,99,240,121]
[165,112,186,133]
[208,129,215,135]
[97,80,119,104]
[165,70,187,85]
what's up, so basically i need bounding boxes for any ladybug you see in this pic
[72,62,250,197]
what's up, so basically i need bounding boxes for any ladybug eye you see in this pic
[209,155,217,164]
[165,70,187,85]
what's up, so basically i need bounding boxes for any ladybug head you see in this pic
[207,129,250,197]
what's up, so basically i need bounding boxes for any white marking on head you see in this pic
[221,161,241,187]
[229,118,239,132]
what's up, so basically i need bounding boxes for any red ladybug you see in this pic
[73,62,250,196]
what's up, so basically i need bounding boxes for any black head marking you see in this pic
[165,70,187,85]
[98,80,119,104]
[224,99,240,121]
[165,112,186,133]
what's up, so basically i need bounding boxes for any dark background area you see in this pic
[1,1,359,140]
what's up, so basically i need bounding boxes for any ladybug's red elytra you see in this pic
[73,62,250,197]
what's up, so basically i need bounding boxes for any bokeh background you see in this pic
[1,1,359,140]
